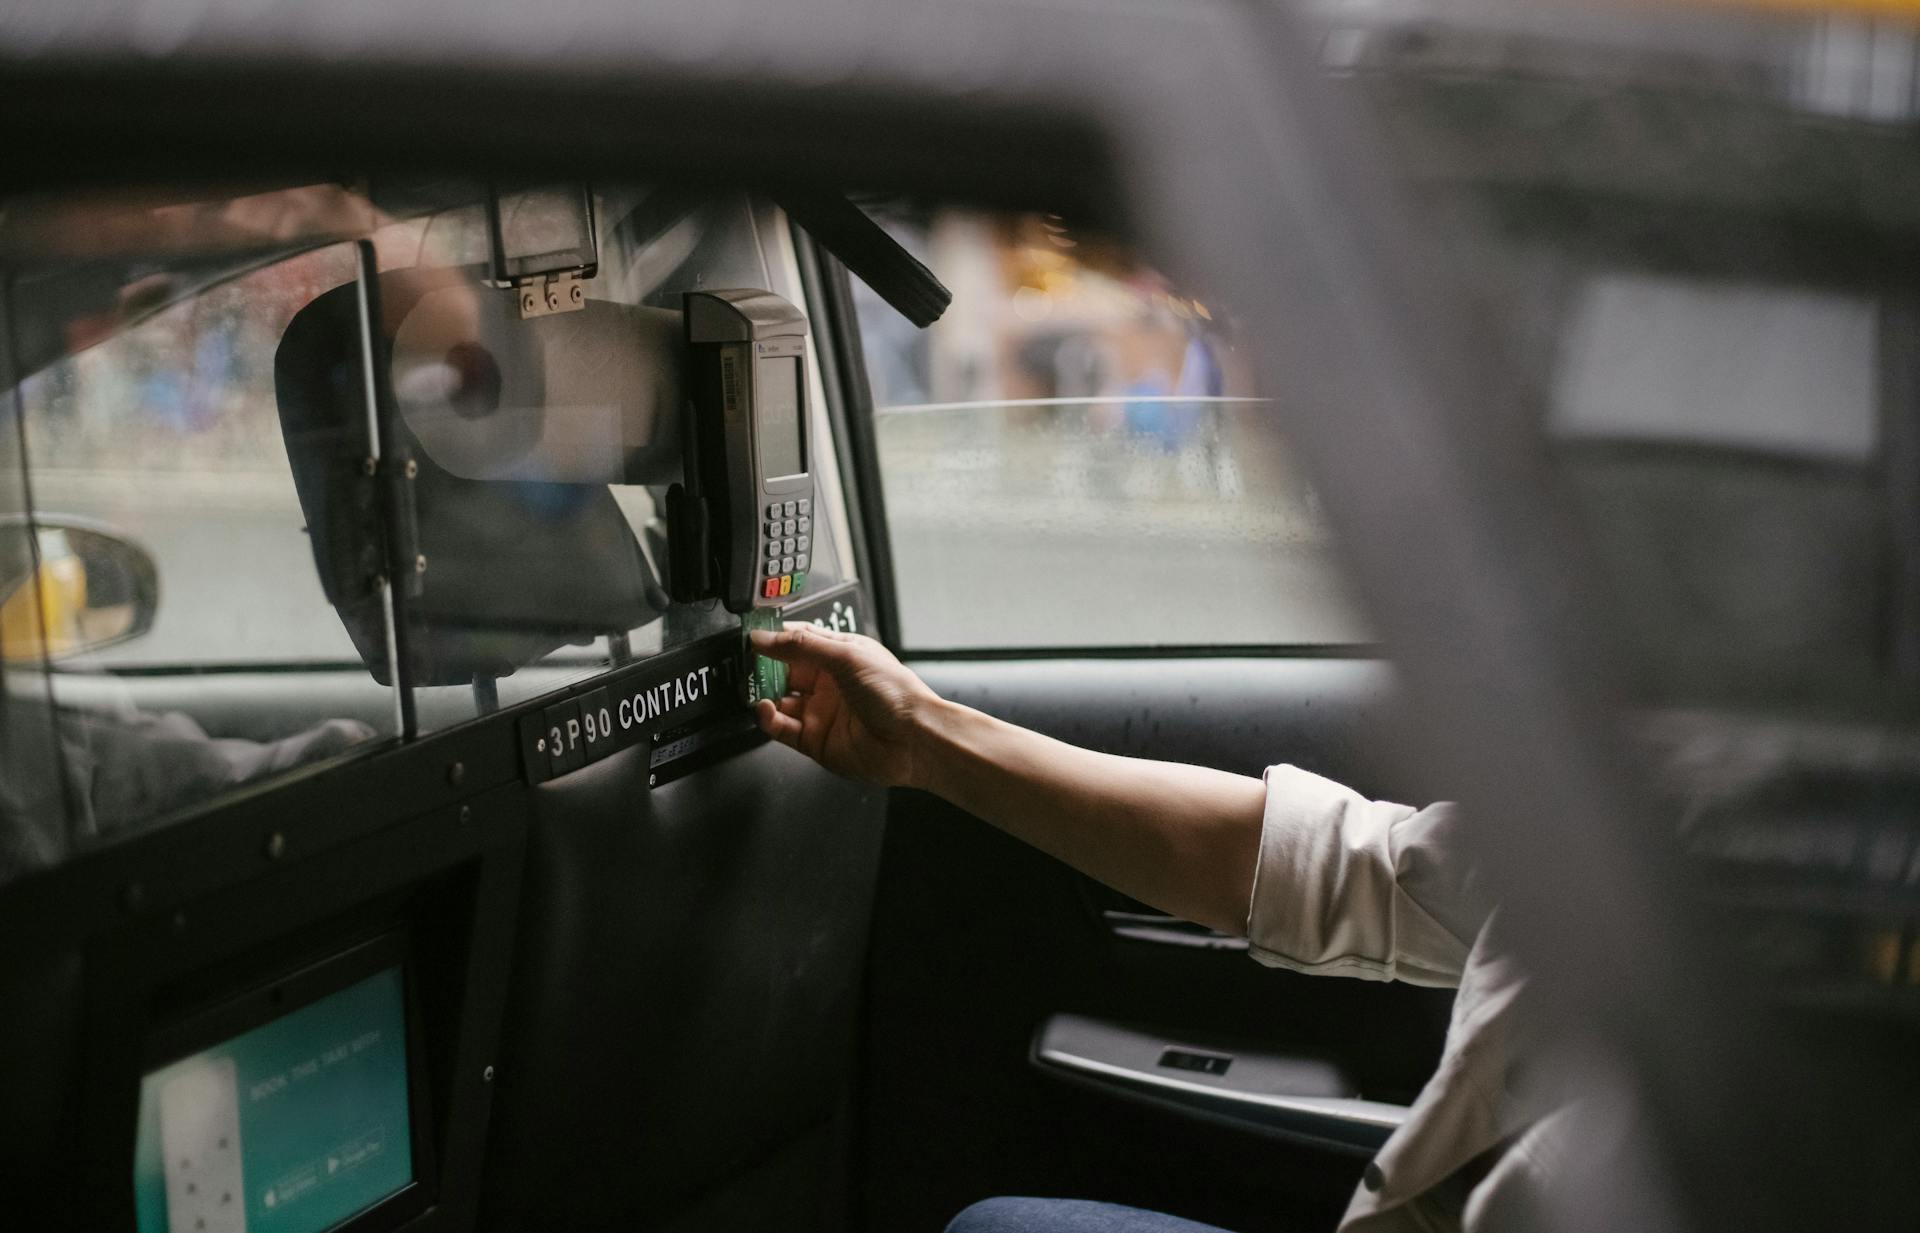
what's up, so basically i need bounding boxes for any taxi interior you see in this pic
[2,3,1919,1233]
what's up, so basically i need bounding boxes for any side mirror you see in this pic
[0,517,159,663]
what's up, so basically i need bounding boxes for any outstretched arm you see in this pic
[751,624,1265,937]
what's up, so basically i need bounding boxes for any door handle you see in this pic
[1099,909,1250,952]
[1032,1014,1408,1153]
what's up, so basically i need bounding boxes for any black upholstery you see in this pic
[479,737,887,1231]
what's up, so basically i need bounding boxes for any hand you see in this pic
[750,624,942,789]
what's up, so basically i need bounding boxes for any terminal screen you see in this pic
[133,967,413,1233]
[757,356,806,479]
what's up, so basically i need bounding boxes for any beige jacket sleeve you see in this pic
[1246,765,1487,989]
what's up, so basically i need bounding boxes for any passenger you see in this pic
[751,623,1538,1233]
[0,694,375,879]
[0,538,376,879]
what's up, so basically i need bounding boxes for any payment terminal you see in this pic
[667,289,815,613]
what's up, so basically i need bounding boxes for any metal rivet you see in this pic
[545,289,562,310]
[362,456,378,477]
[521,292,537,313]
[414,554,428,574]
[459,805,472,824]
[648,773,657,787]
[482,1065,495,1083]
[536,738,547,753]
[265,832,286,860]
[404,458,418,479]
[119,882,146,914]
[447,761,466,786]
[569,283,583,303]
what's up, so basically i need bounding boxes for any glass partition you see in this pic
[0,181,858,877]
[0,198,396,881]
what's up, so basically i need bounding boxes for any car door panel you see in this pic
[859,657,1453,1233]
[1032,1014,1409,1153]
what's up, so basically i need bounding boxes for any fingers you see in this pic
[783,654,824,695]
[783,620,857,641]
[754,697,803,747]
[749,622,862,667]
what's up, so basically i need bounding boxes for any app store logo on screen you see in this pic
[133,968,414,1233]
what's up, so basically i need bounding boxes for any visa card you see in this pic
[741,607,788,705]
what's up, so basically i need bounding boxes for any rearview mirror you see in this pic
[0,518,159,663]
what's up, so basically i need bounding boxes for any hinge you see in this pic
[515,270,586,319]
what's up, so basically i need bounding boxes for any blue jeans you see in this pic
[946,1197,1239,1233]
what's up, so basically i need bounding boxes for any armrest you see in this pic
[1032,1014,1408,1153]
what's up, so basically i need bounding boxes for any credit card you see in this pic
[741,607,788,705]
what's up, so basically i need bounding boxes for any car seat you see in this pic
[275,267,666,688]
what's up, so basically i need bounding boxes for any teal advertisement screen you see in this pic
[133,967,413,1233]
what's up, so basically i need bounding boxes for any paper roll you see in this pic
[392,283,683,485]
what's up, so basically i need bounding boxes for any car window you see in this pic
[19,244,368,668]
[853,210,1368,652]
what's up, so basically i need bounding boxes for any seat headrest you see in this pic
[274,270,666,687]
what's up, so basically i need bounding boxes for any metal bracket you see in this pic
[515,270,586,319]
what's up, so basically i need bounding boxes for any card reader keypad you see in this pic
[760,494,815,600]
